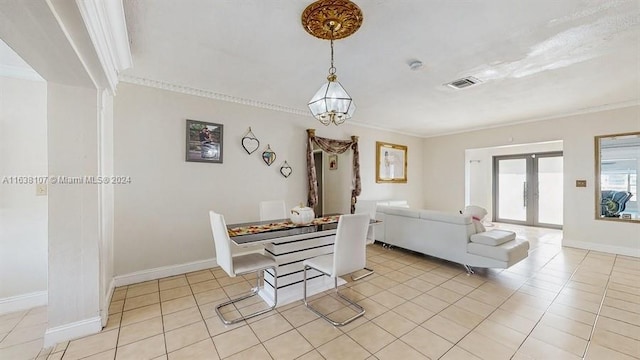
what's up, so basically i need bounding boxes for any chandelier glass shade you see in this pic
[308,63,355,126]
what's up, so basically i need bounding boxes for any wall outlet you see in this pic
[36,183,48,196]
[575,180,587,187]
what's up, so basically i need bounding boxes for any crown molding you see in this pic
[0,64,45,82]
[76,0,132,94]
[346,118,425,138]
[118,75,436,138]
[117,75,637,140]
[119,75,312,117]
[422,100,640,139]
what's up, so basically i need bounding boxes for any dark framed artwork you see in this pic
[186,120,223,163]
[329,154,338,170]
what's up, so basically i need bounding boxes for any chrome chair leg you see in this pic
[215,266,277,325]
[303,265,365,327]
[351,267,374,281]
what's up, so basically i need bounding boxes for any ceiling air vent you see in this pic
[445,77,481,89]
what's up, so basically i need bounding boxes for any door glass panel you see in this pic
[538,156,563,225]
[498,158,527,221]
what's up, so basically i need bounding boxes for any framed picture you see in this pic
[186,120,223,163]
[376,141,407,183]
[328,154,338,170]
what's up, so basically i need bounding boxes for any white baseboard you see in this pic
[43,316,102,348]
[0,291,47,315]
[113,258,218,287]
[563,240,640,258]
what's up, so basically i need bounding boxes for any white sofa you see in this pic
[373,205,530,270]
[355,200,410,245]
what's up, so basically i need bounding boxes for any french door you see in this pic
[493,152,563,228]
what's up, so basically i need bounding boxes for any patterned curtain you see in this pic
[306,129,361,213]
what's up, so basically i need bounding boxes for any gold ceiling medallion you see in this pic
[301,0,363,40]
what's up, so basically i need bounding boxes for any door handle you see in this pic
[523,181,527,208]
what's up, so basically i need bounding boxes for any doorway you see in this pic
[493,152,563,228]
[0,39,49,315]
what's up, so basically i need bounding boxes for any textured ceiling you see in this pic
[121,0,640,137]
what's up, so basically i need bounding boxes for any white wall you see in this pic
[113,83,424,276]
[355,129,425,208]
[0,76,48,309]
[46,83,101,340]
[98,90,115,326]
[423,105,640,256]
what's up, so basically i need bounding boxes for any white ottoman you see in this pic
[467,229,530,267]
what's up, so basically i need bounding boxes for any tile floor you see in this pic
[1,224,639,359]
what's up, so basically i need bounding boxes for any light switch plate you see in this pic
[576,180,587,187]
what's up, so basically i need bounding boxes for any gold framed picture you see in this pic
[376,141,407,183]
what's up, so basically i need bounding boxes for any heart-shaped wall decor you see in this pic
[280,161,292,178]
[242,136,260,154]
[262,145,276,166]
[241,127,260,154]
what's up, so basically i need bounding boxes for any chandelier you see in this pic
[302,0,363,126]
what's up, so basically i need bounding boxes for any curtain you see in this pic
[306,129,361,214]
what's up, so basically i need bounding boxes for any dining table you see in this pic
[227,215,378,307]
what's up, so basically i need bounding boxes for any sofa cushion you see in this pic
[418,210,472,225]
[470,229,516,246]
[467,238,530,262]
[382,207,421,218]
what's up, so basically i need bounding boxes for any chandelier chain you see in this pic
[304,0,360,125]
[329,30,336,74]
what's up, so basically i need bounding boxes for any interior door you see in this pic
[495,157,528,223]
[493,152,563,228]
[535,154,563,227]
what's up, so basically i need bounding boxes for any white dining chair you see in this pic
[209,211,278,324]
[259,200,287,221]
[302,213,369,326]
[354,200,377,280]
